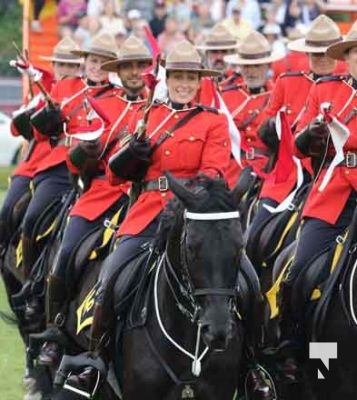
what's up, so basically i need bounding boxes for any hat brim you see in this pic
[223,51,284,65]
[39,55,83,63]
[287,38,330,53]
[71,50,118,60]
[196,43,239,51]
[101,57,153,72]
[326,40,357,61]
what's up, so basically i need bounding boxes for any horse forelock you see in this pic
[156,177,237,241]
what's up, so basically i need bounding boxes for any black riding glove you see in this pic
[258,117,278,152]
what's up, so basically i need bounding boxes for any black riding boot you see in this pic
[22,235,38,280]
[245,296,275,400]
[62,297,108,396]
[275,282,302,383]
[32,275,68,366]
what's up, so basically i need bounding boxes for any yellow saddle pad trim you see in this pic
[36,219,56,241]
[76,287,96,335]
[265,256,294,319]
[269,211,299,259]
[309,230,349,301]
[89,206,124,261]
[16,240,22,269]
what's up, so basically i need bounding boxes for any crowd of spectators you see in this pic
[32,0,330,56]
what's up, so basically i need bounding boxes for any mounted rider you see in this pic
[222,30,283,188]
[35,35,153,367]
[248,15,343,236]
[6,38,82,281]
[276,20,357,382]
[196,22,242,88]
[1,37,81,253]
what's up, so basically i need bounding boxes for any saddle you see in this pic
[114,245,154,330]
[246,184,309,274]
[292,230,350,323]
[237,252,263,321]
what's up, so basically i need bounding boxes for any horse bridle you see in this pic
[179,210,241,308]
[153,209,242,378]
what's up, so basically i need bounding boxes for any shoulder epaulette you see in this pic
[280,71,306,78]
[197,104,219,114]
[316,75,346,84]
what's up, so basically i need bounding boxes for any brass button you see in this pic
[189,136,195,141]
[287,109,292,115]
[223,141,228,147]
[161,193,167,197]
[77,115,82,120]
[345,170,350,175]
[174,114,179,119]
[248,110,253,114]
[165,150,171,155]
[247,127,252,131]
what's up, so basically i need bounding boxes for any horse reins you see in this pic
[152,209,241,378]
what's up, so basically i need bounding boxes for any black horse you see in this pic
[301,214,357,400]
[114,173,258,400]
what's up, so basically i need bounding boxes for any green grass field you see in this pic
[0,188,25,399]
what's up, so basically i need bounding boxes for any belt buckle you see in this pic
[246,147,255,160]
[346,152,357,168]
[158,176,168,192]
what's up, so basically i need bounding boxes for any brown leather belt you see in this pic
[141,176,191,192]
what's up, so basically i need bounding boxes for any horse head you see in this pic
[164,172,250,351]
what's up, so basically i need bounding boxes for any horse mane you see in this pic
[154,176,236,251]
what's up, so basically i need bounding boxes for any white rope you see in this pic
[154,256,209,377]
[349,258,357,326]
[184,210,240,221]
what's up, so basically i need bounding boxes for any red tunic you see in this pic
[115,102,231,236]
[222,83,273,186]
[10,84,54,178]
[34,77,120,175]
[67,90,146,220]
[272,53,347,82]
[294,77,357,224]
[258,72,315,202]
[272,52,309,81]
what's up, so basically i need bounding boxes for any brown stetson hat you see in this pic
[288,15,342,54]
[40,37,82,64]
[164,40,220,76]
[326,20,357,60]
[71,32,118,59]
[223,30,283,65]
[101,36,152,72]
[196,23,239,51]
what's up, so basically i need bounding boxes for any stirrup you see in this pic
[245,364,277,400]
[63,368,102,399]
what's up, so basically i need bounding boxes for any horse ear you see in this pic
[231,166,256,204]
[164,171,198,207]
